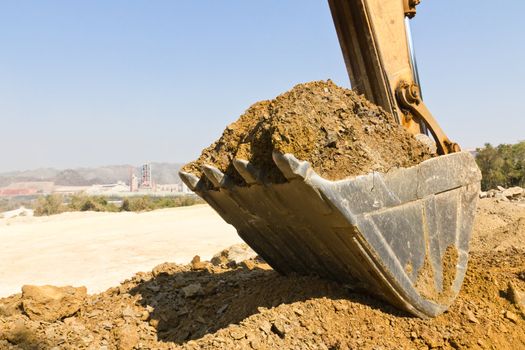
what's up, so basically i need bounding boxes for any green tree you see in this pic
[476,141,525,190]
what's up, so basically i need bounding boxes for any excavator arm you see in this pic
[180,0,481,318]
[328,0,460,154]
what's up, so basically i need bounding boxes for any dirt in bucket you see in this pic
[183,80,433,185]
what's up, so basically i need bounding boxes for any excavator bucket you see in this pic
[180,151,481,318]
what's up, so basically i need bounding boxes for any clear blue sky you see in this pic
[1,1,524,172]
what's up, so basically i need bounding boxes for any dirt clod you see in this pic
[21,285,86,322]
[210,243,257,266]
[190,255,208,271]
[508,281,525,315]
[505,310,519,323]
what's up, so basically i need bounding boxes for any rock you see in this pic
[240,260,256,270]
[503,186,524,199]
[466,309,479,324]
[420,330,442,348]
[497,186,506,192]
[81,334,94,346]
[0,296,21,317]
[210,253,229,266]
[3,318,25,344]
[140,310,150,321]
[250,338,261,349]
[116,324,140,350]
[487,189,497,198]
[293,307,304,316]
[44,327,56,339]
[211,244,257,266]
[21,285,87,322]
[494,193,510,202]
[259,320,272,334]
[479,191,488,199]
[182,283,202,298]
[507,282,525,307]
[191,255,208,270]
[229,328,246,340]
[152,262,179,277]
[504,310,518,323]
[271,319,288,338]
[121,306,135,318]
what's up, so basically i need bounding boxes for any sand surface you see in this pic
[0,205,240,297]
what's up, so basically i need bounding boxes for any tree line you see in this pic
[34,194,203,216]
[475,141,525,191]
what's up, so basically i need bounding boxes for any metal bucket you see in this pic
[180,152,481,318]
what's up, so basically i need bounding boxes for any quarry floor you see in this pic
[0,205,240,297]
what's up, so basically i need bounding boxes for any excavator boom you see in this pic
[328,0,459,154]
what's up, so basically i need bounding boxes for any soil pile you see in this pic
[1,198,525,350]
[471,198,525,252]
[183,80,432,184]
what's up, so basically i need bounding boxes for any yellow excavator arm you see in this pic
[328,0,460,154]
[180,0,482,318]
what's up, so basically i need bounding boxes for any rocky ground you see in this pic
[1,197,525,350]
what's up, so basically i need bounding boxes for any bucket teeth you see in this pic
[201,165,226,188]
[272,152,311,181]
[178,171,200,191]
[232,159,259,185]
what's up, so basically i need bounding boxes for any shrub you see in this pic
[69,195,118,212]
[33,193,202,216]
[120,195,203,212]
[34,194,65,216]
[476,141,525,190]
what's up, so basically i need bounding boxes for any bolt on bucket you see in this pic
[180,152,481,318]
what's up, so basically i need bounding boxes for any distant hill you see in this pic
[0,163,185,187]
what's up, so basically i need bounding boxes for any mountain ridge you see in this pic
[0,163,185,187]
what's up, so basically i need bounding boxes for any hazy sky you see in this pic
[1,1,524,172]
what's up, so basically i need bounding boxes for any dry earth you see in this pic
[183,80,432,185]
[0,205,240,297]
[1,198,524,350]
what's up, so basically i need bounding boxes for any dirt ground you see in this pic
[1,198,524,350]
[183,80,432,185]
[0,205,240,297]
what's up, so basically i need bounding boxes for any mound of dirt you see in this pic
[471,198,525,252]
[183,80,432,184]
[2,198,525,350]
[1,248,524,349]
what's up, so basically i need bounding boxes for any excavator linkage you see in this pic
[180,152,481,317]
